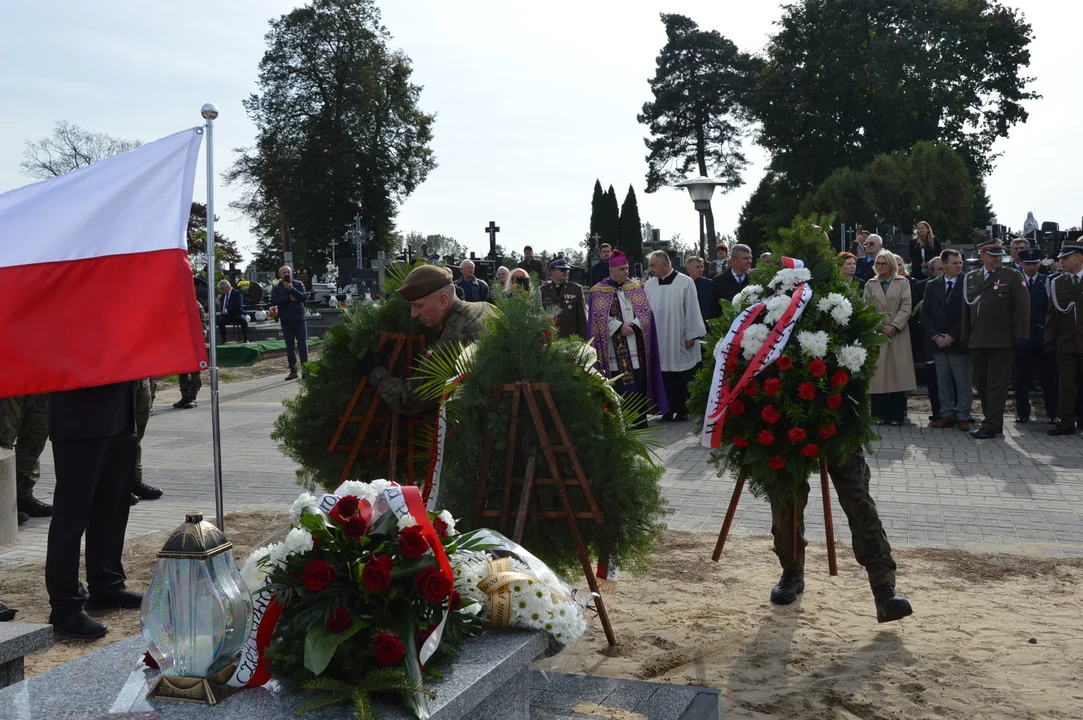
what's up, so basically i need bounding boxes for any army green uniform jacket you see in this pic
[962,265,1030,348]
[540,281,588,340]
[1045,273,1083,353]
[370,300,497,415]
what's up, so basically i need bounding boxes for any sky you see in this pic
[0,0,1079,265]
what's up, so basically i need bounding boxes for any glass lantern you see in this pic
[141,513,254,705]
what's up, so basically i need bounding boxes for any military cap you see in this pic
[396,264,454,301]
[549,258,572,270]
[1018,248,1044,263]
[1057,245,1083,259]
[978,242,1006,256]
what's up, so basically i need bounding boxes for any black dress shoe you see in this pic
[873,584,913,623]
[50,609,107,639]
[0,601,16,622]
[130,494,140,506]
[1048,417,1061,425]
[17,511,28,526]
[769,569,805,606]
[659,413,674,422]
[1016,416,1030,423]
[285,370,299,381]
[1047,425,1076,436]
[674,412,689,422]
[179,399,198,409]
[133,481,163,500]
[17,496,52,518]
[970,427,998,440]
[86,589,144,610]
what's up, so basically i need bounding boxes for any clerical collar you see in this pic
[658,270,679,286]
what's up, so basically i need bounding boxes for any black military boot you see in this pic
[133,482,163,500]
[0,601,16,622]
[770,569,805,605]
[872,584,913,623]
[18,496,52,517]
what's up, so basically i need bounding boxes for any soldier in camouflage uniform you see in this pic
[175,300,207,409]
[132,378,163,502]
[365,265,497,416]
[0,393,52,522]
[768,449,913,623]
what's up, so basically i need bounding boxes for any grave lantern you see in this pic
[675,176,729,258]
[141,513,253,705]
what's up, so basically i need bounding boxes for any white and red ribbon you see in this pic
[423,373,465,511]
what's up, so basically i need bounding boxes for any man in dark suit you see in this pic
[589,243,613,287]
[911,257,943,422]
[920,249,973,431]
[855,233,883,283]
[685,256,716,321]
[1014,249,1057,423]
[47,381,141,638]
[710,243,753,305]
[216,280,249,343]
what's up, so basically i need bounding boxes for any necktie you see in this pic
[945,280,953,295]
[1028,278,1033,289]
[1075,276,1080,286]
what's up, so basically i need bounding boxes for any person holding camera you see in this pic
[270,266,309,380]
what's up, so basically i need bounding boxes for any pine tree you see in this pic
[603,185,621,253]
[588,180,605,261]
[620,185,645,264]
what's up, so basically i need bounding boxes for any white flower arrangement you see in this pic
[732,284,764,312]
[835,343,869,373]
[325,262,339,286]
[796,329,830,358]
[740,324,771,360]
[816,293,853,326]
[767,268,811,292]
[438,510,457,536]
[763,294,793,325]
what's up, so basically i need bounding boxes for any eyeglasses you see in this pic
[874,261,890,266]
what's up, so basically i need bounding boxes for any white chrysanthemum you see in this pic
[284,527,313,555]
[289,492,319,523]
[836,343,868,373]
[266,541,290,569]
[438,510,457,536]
[732,284,764,312]
[796,330,830,358]
[336,481,379,504]
[240,545,273,590]
[816,293,853,326]
[763,294,792,325]
[767,268,811,291]
[398,514,419,531]
[740,324,771,360]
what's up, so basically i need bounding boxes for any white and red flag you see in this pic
[0,128,207,397]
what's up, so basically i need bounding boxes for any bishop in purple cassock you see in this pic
[587,250,668,422]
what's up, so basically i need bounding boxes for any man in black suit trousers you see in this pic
[1014,249,1058,422]
[46,381,142,638]
[711,243,753,305]
[216,279,249,343]
[920,249,973,430]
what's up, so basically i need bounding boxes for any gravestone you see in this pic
[0,622,52,689]
[0,449,15,547]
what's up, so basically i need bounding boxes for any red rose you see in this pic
[831,370,850,388]
[826,393,843,410]
[819,424,837,439]
[142,651,159,670]
[745,380,761,396]
[758,430,775,446]
[373,632,406,666]
[417,623,439,649]
[787,428,807,443]
[809,359,828,378]
[763,378,781,396]
[761,405,781,424]
[399,526,430,560]
[327,607,352,633]
[329,495,360,525]
[798,382,816,401]
[768,456,787,470]
[729,399,745,416]
[302,559,337,592]
[777,355,794,371]
[415,567,452,604]
[433,516,450,537]
[343,515,369,540]
[801,443,820,458]
[733,436,750,449]
[362,555,394,592]
[448,590,463,612]
[726,358,738,373]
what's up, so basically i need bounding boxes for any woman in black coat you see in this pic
[909,220,943,280]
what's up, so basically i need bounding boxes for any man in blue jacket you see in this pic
[216,280,248,343]
[270,265,309,380]
[1015,248,1057,423]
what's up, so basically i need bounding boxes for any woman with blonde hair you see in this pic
[909,220,942,280]
[505,267,529,294]
[894,254,909,278]
[863,250,916,425]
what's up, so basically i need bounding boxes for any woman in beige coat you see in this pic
[863,251,917,425]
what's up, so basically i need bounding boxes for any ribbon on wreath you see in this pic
[422,373,466,510]
[476,558,564,628]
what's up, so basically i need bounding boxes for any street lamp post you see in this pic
[675,176,728,259]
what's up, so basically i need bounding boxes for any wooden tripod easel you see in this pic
[327,332,430,485]
[474,382,617,646]
[712,459,838,576]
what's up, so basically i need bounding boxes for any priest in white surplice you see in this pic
[644,250,707,421]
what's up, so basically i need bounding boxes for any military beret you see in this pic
[396,265,454,301]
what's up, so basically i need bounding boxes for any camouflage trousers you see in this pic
[0,394,50,499]
[769,449,897,587]
[178,371,202,401]
[134,378,156,484]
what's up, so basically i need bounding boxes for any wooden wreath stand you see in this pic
[712,459,838,576]
[327,332,432,485]
[474,381,617,646]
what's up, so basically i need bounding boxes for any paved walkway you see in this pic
[3,375,1083,568]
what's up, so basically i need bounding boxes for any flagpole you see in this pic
[202,102,226,531]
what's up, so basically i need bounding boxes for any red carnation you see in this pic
[302,559,337,592]
[831,370,850,388]
[777,355,794,371]
[826,393,843,410]
[448,590,463,612]
[758,430,775,446]
[809,359,828,378]
[819,424,837,439]
[329,495,360,525]
[399,526,430,561]
[415,567,453,603]
[327,607,353,633]
[788,428,807,443]
[764,378,781,396]
[729,399,745,416]
[800,443,820,458]
[797,382,816,401]
[342,515,369,540]
[433,516,450,538]
[733,436,750,449]
[768,456,787,471]
[761,405,781,424]
[362,555,394,592]
[745,379,761,396]
[373,632,406,666]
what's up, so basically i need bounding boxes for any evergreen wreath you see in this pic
[689,215,886,504]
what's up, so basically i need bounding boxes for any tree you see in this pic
[227,0,436,272]
[603,186,621,253]
[558,246,586,267]
[20,121,141,180]
[638,13,761,247]
[736,172,803,257]
[588,179,606,258]
[399,231,466,260]
[619,185,644,264]
[187,202,242,273]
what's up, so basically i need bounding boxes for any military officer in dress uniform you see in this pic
[540,258,588,340]
[1045,245,1083,436]
[962,242,1030,439]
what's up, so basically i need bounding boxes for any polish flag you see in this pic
[0,128,208,398]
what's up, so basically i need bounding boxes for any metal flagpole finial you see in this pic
[201,103,219,120]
